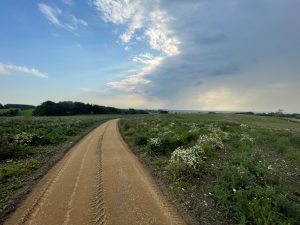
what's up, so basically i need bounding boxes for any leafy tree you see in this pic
[158,110,169,114]
[33,101,148,116]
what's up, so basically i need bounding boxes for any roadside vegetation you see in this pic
[120,114,300,225]
[0,115,115,221]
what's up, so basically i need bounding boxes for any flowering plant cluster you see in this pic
[14,132,35,146]
[240,123,249,129]
[149,137,161,147]
[197,127,228,150]
[170,145,205,170]
[197,134,224,150]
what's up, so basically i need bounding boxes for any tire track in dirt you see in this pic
[89,123,109,225]
[4,123,106,225]
[13,133,94,225]
[101,120,187,225]
[62,137,95,225]
[5,120,186,225]
[116,123,185,225]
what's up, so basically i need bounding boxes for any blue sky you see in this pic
[0,0,299,112]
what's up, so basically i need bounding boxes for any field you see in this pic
[0,108,34,117]
[0,115,116,220]
[120,114,300,225]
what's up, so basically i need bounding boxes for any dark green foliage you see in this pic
[134,135,148,146]
[4,104,35,110]
[33,101,148,116]
[0,109,19,117]
[158,110,169,114]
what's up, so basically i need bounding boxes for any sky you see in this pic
[0,0,299,112]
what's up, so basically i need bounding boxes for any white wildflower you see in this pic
[240,124,249,129]
[267,165,273,170]
[149,137,161,147]
[170,145,205,170]
[240,134,254,144]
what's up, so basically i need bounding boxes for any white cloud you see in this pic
[92,0,180,56]
[38,3,88,31]
[107,74,150,92]
[145,10,180,56]
[107,53,163,92]
[0,62,48,78]
[70,15,88,27]
[92,0,180,95]
[38,3,63,27]
[93,0,139,24]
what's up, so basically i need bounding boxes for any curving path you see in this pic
[5,119,186,225]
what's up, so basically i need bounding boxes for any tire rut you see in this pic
[89,123,109,225]
[116,124,185,225]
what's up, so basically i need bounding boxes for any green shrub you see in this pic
[134,135,148,146]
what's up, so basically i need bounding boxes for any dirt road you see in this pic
[5,119,186,225]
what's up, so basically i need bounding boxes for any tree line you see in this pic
[0,103,35,109]
[32,101,148,116]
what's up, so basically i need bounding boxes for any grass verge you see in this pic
[119,114,300,225]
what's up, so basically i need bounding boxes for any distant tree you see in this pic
[236,112,255,115]
[4,104,35,110]
[158,110,169,114]
[33,101,148,116]
[0,103,3,109]
[275,109,284,117]
[128,108,137,114]
[33,101,57,116]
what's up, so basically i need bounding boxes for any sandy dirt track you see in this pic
[5,119,186,225]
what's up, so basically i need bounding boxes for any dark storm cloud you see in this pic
[140,0,300,107]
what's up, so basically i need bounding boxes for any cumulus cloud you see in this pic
[107,75,150,93]
[107,53,164,93]
[0,62,48,78]
[92,0,180,100]
[38,3,88,30]
[92,0,180,56]
[145,10,180,56]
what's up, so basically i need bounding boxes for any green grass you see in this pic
[0,108,34,116]
[120,113,300,225]
[18,109,34,116]
[0,115,117,215]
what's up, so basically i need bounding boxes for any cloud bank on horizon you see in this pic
[0,0,299,112]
